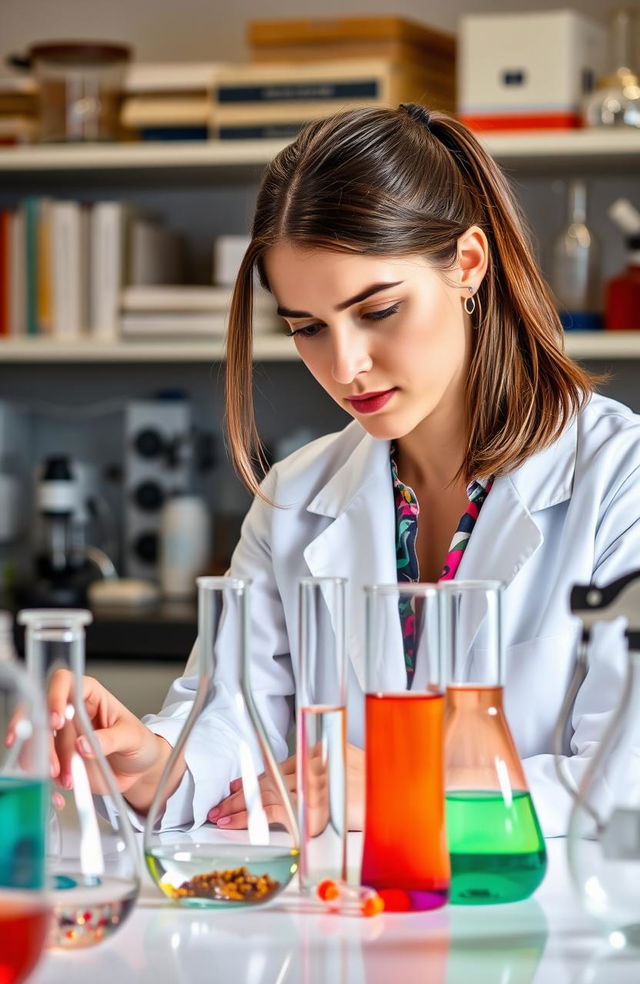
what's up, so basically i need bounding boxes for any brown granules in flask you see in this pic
[165,865,280,902]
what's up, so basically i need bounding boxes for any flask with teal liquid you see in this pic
[440,582,547,905]
[0,610,50,984]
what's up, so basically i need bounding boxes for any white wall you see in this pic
[0,0,625,66]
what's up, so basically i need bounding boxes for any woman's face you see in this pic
[263,242,476,442]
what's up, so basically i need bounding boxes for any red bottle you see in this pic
[605,235,640,331]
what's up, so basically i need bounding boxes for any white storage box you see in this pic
[458,10,607,130]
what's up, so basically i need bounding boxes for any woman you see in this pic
[45,105,640,837]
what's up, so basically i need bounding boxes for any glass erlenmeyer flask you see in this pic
[361,583,450,912]
[440,581,547,904]
[556,571,640,944]
[17,608,140,949]
[0,610,50,984]
[144,576,299,907]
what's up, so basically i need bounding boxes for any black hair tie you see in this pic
[399,103,432,130]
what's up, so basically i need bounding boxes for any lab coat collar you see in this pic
[302,413,579,689]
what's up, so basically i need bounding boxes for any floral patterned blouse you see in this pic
[391,448,493,687]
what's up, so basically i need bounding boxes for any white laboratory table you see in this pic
[28,837,639,984]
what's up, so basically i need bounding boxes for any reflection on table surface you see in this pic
[28,838,640,984]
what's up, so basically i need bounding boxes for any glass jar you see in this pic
[28,41,131,143]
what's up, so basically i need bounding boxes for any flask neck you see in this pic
[566,180,588,225]
[608,7,637,75]
[447,684,504,711]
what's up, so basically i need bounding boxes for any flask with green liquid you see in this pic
[440,581,547,905]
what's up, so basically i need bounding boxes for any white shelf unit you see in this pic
[1,129,640,174]
[0,331,636,363]
[1,129,639,362]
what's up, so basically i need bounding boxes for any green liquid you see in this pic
[0,776,47,890]
[446,790,547,905]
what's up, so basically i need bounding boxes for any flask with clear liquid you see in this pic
[555,571,640,945]
[440,581,547,905]
[0,610,50,983]
[17,608,140,949]
[143,576,300,907]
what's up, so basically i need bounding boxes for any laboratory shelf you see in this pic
[0,128,639,180]
[0,332,636,363]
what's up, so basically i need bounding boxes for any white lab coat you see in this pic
[145,392,640,837]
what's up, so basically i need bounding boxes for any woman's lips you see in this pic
[346,388,396,414]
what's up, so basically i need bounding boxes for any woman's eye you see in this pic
[285,323,324,338]
[363,303,400,322]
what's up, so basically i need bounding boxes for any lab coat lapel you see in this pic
[303,432,399,691]
[455,414,578,653]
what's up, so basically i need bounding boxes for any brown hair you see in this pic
[226,105,595,497]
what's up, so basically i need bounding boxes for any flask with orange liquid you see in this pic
[361,583,450,912]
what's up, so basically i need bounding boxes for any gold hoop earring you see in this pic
[463,287,476,316]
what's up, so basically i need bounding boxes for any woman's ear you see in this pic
[456,225,489,291]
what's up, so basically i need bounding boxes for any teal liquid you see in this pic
[446,790,547,905]
[0,776,48,890]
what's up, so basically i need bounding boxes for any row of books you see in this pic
[1,16,456,144]
[0,198,182,338]
[119,285,280,338]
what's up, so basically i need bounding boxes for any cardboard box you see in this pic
[458,10,607,130]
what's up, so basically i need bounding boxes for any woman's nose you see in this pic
[331,329,373,384]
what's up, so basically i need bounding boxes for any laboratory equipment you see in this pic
[550,179,602,331]
[583,7,640,128]
[555,570,640,943]
[18,608,140,948]
[605,199,640,332]
[361,583,450,912]
[440,581,546,904]
[0,611,49,983]
[144,576,299,907]
[297,577,347,894]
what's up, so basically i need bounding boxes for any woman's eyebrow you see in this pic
[276,281,404,318]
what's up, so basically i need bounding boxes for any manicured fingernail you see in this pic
[208,807,220,821]
[77,736,93,757]
[50,712,64,731]
[62,774,72,790]
[216,816,231,827]
[52,792,65,810]
[5,731,14,747]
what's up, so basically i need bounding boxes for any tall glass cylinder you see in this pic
[361,583,449,912]
[144,576,300,907]
[18,608,140,948]
[0,611,50,983]
[439,581,546,904]
[296,577,347,894]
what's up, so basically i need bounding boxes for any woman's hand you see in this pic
[207,743,365,833]
[6,669,182,814]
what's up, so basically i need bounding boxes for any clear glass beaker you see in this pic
[440,581,546,904]
[0,611,50,983]
[361,583,450,912]
[17,608,140,949]
[144,576,300,907]
[297,577,347,894]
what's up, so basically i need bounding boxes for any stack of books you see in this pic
[119,285,281,338]
[209,15,455,139]
[0,198,182,340]
[121,63,220,141]
[0,75,38,145]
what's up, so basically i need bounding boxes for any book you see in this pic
[120,312,278,337]
[121,95,212,128]
[121,284,275,312]
[129,219,182,286]
[90,201,134,339]
[50,200,90,338]
[247,15,456,54]
[212,59,455,116]
[37,198,53,335]
[8,209,25,336]
[123,62,220,93]
[22,197,40,336]
[0,210,10,337]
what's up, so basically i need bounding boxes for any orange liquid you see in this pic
[0,901,50,984]
[362,693,449,912]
